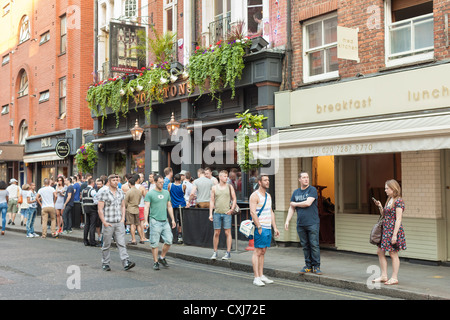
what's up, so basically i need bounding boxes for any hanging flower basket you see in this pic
[75,143,98,174]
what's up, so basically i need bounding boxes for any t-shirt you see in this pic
[0,190,8,204]
[144,189,171,221]
[73,183,81,202]
[169,183,185,208]
[163,177,171,190]
[64,184,75,207]
[290,186,319,227]
[21,190,31,209]
[193,176,214,202]
[38,186,56,208]
[6,184,20,200]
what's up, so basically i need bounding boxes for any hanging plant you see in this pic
[235,110,269,171]
[75,143,98,174]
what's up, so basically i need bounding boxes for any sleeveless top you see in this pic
[214,184,231,214]
[256,191,272,229]
[170,183,185,208]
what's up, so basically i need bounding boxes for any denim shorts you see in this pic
[213,212,232,230]
[254,228,272,248]
[149,218,173,248]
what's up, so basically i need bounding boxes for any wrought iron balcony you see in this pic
[209,13,231,45]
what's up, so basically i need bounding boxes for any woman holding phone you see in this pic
[372,179,407,285]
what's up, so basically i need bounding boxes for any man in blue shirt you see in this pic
[62,177,75,234]
[284,172,322,275]
[163,167,173,190]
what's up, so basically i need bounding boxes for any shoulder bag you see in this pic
[239,192,267,238]
[17,187,23,204]
[228,184,240,215]
[369,215,383,245]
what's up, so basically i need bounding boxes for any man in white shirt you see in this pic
[6,178,21,225]
[36,178,57,238]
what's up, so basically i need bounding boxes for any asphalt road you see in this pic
[0,232,398,303]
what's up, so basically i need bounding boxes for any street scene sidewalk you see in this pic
[4,220,450,300]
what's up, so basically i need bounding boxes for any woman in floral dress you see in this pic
[372,179,406,285]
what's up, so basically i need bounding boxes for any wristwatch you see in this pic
[257,226,262,230]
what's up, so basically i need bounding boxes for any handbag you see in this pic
[17,188,23,204]
[369,215,383,245]
[239,192,267,238]
[228,184,240,215]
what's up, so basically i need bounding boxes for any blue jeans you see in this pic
[26,207,37,235]
[297,223,321,268]
[0,202,7,231]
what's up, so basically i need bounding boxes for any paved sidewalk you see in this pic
[4,219,450,300]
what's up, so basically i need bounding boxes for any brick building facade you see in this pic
[0,0,94,186]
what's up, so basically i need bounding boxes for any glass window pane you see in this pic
[166,8,173,32]
[309,51,324,76]
[390,23,411,54]
[326,46,338,72]
[215,0,223,16]
[324,17,337,44]
[414,18,434,50]
[307,22,322,49]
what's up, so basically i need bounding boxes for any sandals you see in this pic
[129,241,137,245]
[372,277,388,283]
[384,278,399,285]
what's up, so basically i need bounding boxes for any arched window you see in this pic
[19,15,30,44]
[18,71,28,97]
[125,0,137,17]
[18,120,28,145]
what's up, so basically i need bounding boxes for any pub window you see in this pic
[19,15,30,44]
[59,77,66,117]
[18,71,29,98]
[60,15,67,54]
[339,153,401,214]
[386,0,434,66]
[303,13,338,83]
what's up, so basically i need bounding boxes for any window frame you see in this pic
[163,0,176,33]
[384,0,434,68]
[1,104,9,115]
[39,31,50,45]
[302,12,339,84]
[59,77,66,118]
[2,54,10,66]
[124,0,137,18]
[19,15,31,44]
[60,14,67,54]
[18,71,29,98]
[39,90,50,103]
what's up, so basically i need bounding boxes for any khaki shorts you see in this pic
[126,212,140,226]
[7,199,18,214]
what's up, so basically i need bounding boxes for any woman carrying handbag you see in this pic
[372,179,407,285]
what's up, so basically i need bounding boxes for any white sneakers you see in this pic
[253,275,274,286]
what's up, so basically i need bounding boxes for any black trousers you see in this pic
[83,205,98,245]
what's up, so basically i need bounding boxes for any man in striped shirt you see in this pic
[249,175,280,287]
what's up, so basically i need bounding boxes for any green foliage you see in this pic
[235,110,268,171]
[75,143,98,174]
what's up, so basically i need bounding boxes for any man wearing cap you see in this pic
[6,179,21,225]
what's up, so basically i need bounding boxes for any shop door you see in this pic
[445,150,450,261]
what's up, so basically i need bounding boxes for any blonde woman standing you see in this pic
[372,179,407,285]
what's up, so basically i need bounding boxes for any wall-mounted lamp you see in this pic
[165,112,180,136]
[130,119,144,141]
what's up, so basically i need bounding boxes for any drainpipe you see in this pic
[286,0,292,90]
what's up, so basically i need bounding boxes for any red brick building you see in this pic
[0,0,94,186]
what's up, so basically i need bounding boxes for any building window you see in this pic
[18,120,28,145]
[39,90,50,103]
[39,31,50,45]
[209,0,231,44]
[60,15,67,54]
[339,153,401,215]
[164,0,175,33]
[2,54,9,66]
[19,15,31,44]
[59,77,66,117]
[124,0,137,17]
[303,13,338,83]
[386,0,434,66]
[18,71,29,98]
[1,105,9,115]
[247,0,263,37]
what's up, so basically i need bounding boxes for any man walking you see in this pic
[124,177,144,245]
[97,174,135,271]
[36,179,57,238]
[249,175,279,286]
[144,175,176,270]
[81,178,98,246]
[6,178,20,225]
[62,177,74,234]
[209,170,236,260]
[285,172,321,275]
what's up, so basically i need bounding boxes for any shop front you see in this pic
[251,62,450,262]
[0,144,24,184]
[23,129,83,188]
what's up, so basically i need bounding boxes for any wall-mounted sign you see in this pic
[109,22,146,74]
[55,140,70,158]
[337,26,360,62]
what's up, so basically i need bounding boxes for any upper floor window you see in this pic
[2,54,9,66]
[19,15,30,44]
[303,13,338,83]
[18,71,28,98]
[59,77,66,118]
[18,120,28,145]
[60,15,67,54]
[1,105,9,115]
[164,0,176,33]
[209,0,231,44]
[247,0,263,37]
[125,0,137,17]
[39,90,50,103]
[39,31,50,45]
[386,0,434,66]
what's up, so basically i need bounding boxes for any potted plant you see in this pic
[75,143,98,174]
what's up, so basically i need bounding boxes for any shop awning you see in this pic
[23,152,61,163]
[0,144,24,161]
[249,112,450,159]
